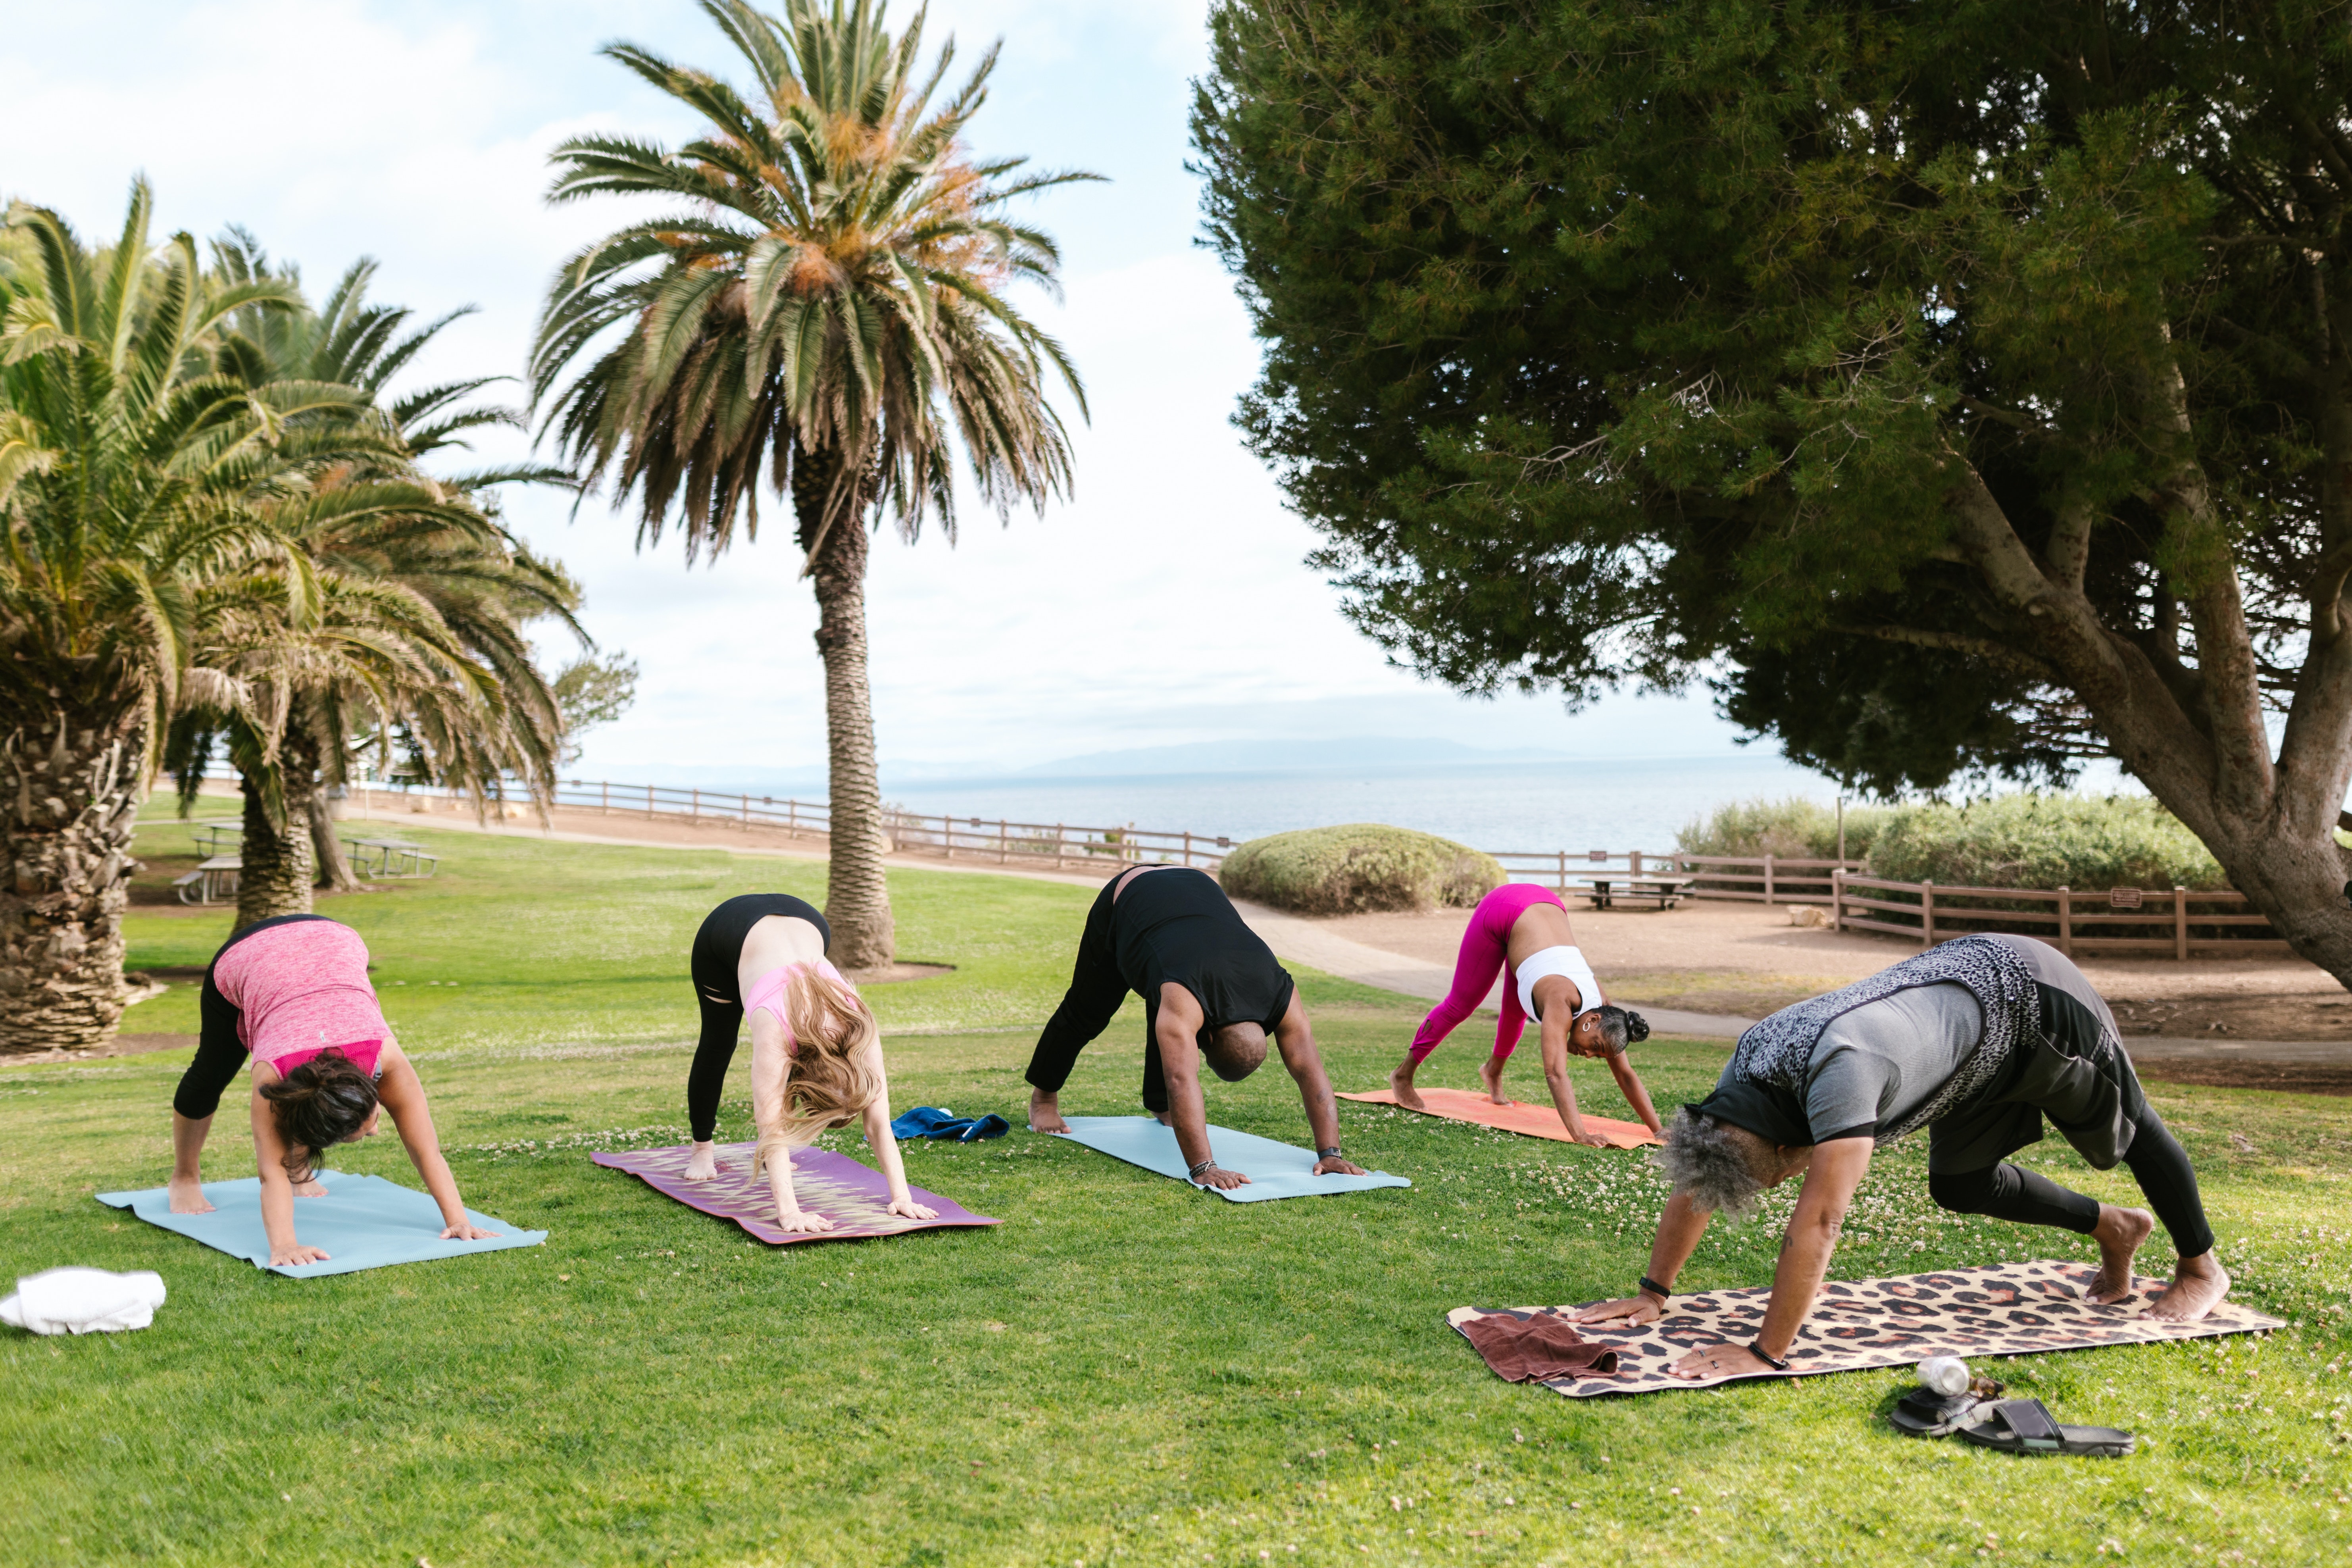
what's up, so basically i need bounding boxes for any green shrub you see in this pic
[1675,796,1887,861]
[1217,823,1505,914]
[1864,794,2228,891]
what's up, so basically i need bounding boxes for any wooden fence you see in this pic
[1831,871,2287,958]
[356,778,1235,872]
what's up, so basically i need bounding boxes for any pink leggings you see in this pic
[1407,883,1566,1063]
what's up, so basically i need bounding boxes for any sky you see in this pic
[0,0,1802,783]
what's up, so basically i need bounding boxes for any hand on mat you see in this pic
[1313,1154,1367,1176]
[774,1208,837,1234]
[1670,1342,1775,1381]
[270,1241,332,1267]
[1573,1295,1665,1327]
[440,1222,500,1243]
[683,1142,720,1182]
[887,1197,940,1222]
[1190,1164,1252,1191]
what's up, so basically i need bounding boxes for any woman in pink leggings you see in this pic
[1388,883,1663,1145]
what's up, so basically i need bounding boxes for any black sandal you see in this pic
[1954,1398,2135,1458]
[1889,1386,1981,1438]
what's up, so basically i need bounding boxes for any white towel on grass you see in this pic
[0,1267,167,1335]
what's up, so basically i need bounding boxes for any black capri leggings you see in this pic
[687,894,831,1142]
[171,914,335,1121]
[1927,1108,2215,1259]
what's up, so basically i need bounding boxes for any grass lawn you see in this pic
[4,822,2351,1565]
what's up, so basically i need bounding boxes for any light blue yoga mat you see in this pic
[96,1170,546,1277]
[1054,1116,1411,1203]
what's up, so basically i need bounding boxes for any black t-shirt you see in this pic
[1113,869,1294,1035]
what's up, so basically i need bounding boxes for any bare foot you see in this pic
[2145,1253,2231,1322]
[1027,1091,1070,1135]
[1477,1055,1510,1106]
[167,1176,214,1216]
[1388,1059,1427,1111]
[292,1179,327,1198]
[2086,1204,2155,1304]
[683,1144,719,1182]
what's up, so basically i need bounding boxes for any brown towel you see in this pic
[1458,1310,1621,1382]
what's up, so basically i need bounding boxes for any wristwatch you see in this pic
[1747,1340,1792,1372]
[1317,1146,1344,1160]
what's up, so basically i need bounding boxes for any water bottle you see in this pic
[1918,1355,1970,1396]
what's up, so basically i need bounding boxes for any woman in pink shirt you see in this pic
[166,915,496,1267]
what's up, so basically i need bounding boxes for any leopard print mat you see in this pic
[1450,1259,2284,1398]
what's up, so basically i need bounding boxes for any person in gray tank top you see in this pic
[1576,934,2227,1383]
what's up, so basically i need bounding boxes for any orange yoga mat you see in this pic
[1337,1087,1662,1149]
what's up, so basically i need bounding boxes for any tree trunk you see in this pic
[0,711,143,1054]
[310,787,359,892]
[796,454,894,970]
[235,726,320,929]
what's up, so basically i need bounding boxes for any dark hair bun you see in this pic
[1623,1009,1652,1043]
[259,1051,378,1178]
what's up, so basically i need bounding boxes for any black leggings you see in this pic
[1928,1110,2215,1259]
[687,894,831,1141]
[171,914,336,1120]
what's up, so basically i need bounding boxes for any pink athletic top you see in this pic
[740,959,848,1057]
[210,919,390,1079]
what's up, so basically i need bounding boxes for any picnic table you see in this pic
[188,821,242,857]
[340,837,438,879]
[174,855,242,906]
[1576,876,1689,911]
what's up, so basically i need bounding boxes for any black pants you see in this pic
[1025,876,1172,1114]
[687,895,830,1141]
[170,914,335,1121]
[1929,1109,2215,1258]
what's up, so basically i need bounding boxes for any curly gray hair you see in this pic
[1652,1106,1773,1219]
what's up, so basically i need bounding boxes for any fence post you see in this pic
[690,788,700,821]
[1556,850,1566,892]
[1832,868,1844,933]
[602,780,610,816]
[2174,885,2189,962]
[788,798,798,837]
[2057,886,2071,956]
[1183,829,1194,867]
[646,783,654,820]
[1765,853,1776,904]
[999,818,1009,865]
[741,793,749,832]
[1632,849,1644,877]
[1056,823,1066,870]
[1921,880,1936,946]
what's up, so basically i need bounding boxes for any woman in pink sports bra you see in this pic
[681,893,934,1232]
[165,916,499,1267]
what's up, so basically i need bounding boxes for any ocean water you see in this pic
[869,752,1830,856]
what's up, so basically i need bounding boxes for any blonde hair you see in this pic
[752,968,884,1176]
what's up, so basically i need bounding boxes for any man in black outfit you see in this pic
[1026,865,1366,1190]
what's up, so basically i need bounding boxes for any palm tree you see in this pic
[187,238,582,923]
[532,0,1094,968]
[0,182,341,1050]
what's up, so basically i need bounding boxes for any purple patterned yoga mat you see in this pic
[591,1142,998,1245]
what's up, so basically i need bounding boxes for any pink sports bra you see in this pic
[741,960,848,1056]
[268,1039,387,1081]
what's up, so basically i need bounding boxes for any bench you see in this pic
[177,855,242,906]
[340,837,439,879]
[1577,877,1689,911]
[188,821,242,857]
